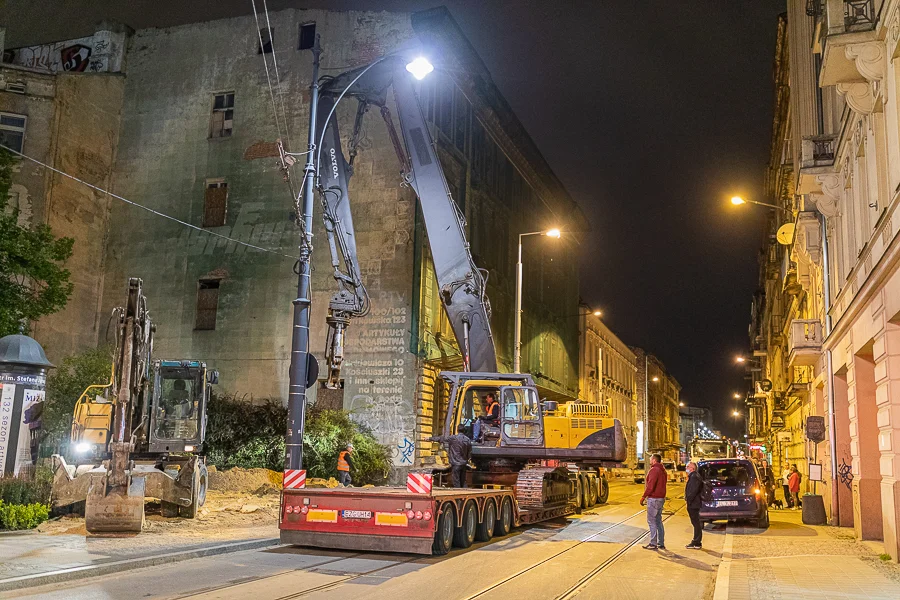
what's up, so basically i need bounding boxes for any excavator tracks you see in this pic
[515,466,570,511]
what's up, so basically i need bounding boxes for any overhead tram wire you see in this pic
[262,0,293,151]
[7,147,296,260]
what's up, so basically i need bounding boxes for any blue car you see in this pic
[698,458,769,528]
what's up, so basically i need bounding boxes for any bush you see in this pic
[0,469,52,505]
[43,348,113,455]
[204,393,392,485]
[0,500,50,530]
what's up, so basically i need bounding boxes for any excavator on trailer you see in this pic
[51,278,218,533]
[293,51,626,518]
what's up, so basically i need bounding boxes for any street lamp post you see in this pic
[513,228,561,373]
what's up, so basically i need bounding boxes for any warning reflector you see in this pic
[284,469,307,489]
[406,472,433,494]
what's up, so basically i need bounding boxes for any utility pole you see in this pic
[285,36,321,471]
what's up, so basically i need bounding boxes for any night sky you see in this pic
[3,1,784,435]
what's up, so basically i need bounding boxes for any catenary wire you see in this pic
[250,0,284,143]
[6,147,297,260]
[262,0,293,151]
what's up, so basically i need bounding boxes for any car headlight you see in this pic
[75,442,93,453]
[184,445,195,452]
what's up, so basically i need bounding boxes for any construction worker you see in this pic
[428,424,472,488]
[473,392,501,441]
[337,444,354,486]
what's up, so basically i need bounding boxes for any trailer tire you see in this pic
[496,497,513,537]
[582,475,592,509]
[588,476,599,506]
[475,500,496,542]
[597,476,610,504]
[573,476,584,513]
[432,503,455,556]
[454,501,477,548]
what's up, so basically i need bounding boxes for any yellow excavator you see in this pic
[51,278,218,533]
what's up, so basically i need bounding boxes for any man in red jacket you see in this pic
[640,453,667,550]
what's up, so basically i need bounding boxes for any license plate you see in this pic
[374,512,408,527]
[306,509,338,523]
[341,510,372,520]
[716,500,738,507]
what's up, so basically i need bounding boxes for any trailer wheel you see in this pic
[573,476,583,513]
[588,476,599,506]
[454,501,477,548]
[475,500,496,542]
[597,475,610,504]
[432,503,455,556]
[582,475,592,509]
[495,497,513,537]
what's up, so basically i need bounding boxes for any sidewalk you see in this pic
[721,505,900,599]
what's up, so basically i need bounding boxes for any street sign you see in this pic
[809,463,823,481]
[777,431,792,442]
[759,379,773,392]
[771,415,785,429]
[807,416,826,443]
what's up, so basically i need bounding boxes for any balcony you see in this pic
[800,135,837,170]
[788,319,824,367]
[817,0,883,86]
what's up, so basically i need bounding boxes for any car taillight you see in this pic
[300,506,309,514]
[407,509,416,519]
[415,511,423,520]
[423,511,432,521]
[753,488,761,495]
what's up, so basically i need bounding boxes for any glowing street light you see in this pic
[651,376,660,382]
[731,196,746,205]
[733,410,741,417]
[405,57,434,80]
[593,310,602,317]
[733,393,741,400]
[736,356,746,363]
[678,401,685,407]
[729,195,790,212]
[514,228,563,372]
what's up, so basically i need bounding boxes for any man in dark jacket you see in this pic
[428,425,473,488]
[684,461,704,549]
[640,453,667,550]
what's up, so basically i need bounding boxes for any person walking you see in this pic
[428,425,473,488]
[640,453,667,551]
[337,444,354,486]
[684,461,704,549]
[788,464,802,510]
[782,463,793,508]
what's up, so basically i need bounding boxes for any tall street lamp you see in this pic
[514,228,561,373]
[730,196,791,213]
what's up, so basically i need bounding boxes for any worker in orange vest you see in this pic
[337,443,354,486]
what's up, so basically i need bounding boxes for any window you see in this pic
[258,28,273,54]
[195,279,221,330]
[203,180,227,227]
[210,93,234,138]
[500,387,541,442]
[0,113,26,153]
[298,22,316,50]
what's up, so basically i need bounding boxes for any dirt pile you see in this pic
[208,466,282,492]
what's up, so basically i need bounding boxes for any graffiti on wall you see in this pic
[838,458,854,490]
[4,31,124,73]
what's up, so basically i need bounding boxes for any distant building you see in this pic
[679,405,712,453]
[632,347,681,462]
[578,306,637,467]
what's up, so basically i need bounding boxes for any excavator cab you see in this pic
[147,360,215,453]
[498,385,544,446]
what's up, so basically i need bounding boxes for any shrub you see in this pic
[204,393,392,484]
[0,501,50,530]
[0,469,52,506]
[43,348,113,455]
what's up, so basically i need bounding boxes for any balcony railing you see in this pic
[801,135,837,169]
[788,319,824,367]
[844,0,876,30]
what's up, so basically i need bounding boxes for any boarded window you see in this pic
[298,22,316,50]
[203,180,227,227]
[258,28,273,54]
[210,93,234,138]
[0,112,26,153]
[195,279,221,330]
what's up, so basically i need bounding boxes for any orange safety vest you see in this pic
[338,450,351,472]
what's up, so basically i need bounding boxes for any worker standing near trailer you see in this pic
[428,425,473,488]
[337,444,354,486]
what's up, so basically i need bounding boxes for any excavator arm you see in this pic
[316,58,497,385]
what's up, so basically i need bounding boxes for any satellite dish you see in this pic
[776,223,795,245]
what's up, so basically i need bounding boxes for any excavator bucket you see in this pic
[84,473,146,534]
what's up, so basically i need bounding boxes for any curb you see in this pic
[712,525,734,600]
[0,537,281,592]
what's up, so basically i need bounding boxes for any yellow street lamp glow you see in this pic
[405,57,434,80]
[651,376,659,382]
[545,228,562,238]
[593,310,602,317]
[733,410,741,417]
[731,196,746,205]
[736,356,746,363]
[733,393,741,399]
[678,401,685,407]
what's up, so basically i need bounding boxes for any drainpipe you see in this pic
[821,212,838,524]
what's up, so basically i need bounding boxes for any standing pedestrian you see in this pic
[684,461,704,549]
[789,464,802,510]
[337,444,354,486]
[782,463,793,508]
[428,425,472,488]
[640,453,667,551]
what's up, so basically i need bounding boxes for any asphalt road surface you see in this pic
[5,480,725,600]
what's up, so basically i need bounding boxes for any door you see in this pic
[499,386,543,446]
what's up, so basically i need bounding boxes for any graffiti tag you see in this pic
[838,459,854,490]
[397,438,415,465]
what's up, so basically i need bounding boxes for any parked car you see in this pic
[632,460,646,484]
[633,459,678,484]
[698,458,769,528]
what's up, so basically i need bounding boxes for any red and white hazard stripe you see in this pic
[283,469,307,490]
[406,472,433,494]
